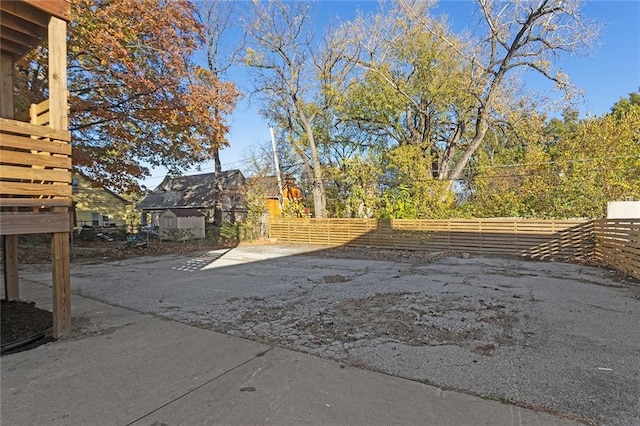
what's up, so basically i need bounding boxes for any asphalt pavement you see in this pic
[1,269,579,426]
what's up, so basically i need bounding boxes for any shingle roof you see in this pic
[246,175,300,199]
[162,208,205,217]
[138,170,244,210]
[247,176,280,198]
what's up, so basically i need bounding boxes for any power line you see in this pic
[139,152,637,184]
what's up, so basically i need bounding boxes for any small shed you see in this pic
[159,208,205,240]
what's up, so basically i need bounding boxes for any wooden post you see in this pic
[48,18,68,129]
[51,232,71,337]
[0,53,13,118]
[3,236,19,300]
[49,16,72,337]
[1,53,20,299]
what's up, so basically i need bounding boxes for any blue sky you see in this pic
[142,0,640,188]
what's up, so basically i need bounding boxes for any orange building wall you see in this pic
[264,184,303,218]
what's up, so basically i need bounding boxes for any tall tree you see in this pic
[548,109,640,217]
[245,0,324,216]
[245,0,353,218]
[341,0,598,203]
[466,103,640,218]
[434,0,597,181]
[200,0,244,225]
[339,2,476,216]
[15,0,239,193]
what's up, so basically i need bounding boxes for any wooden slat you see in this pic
[0,165,70,183]
[1,181,71,197]
[0,117,70,141]
[269,218,596,261]
[593,219,640,280]
[1,25,34,46]
[0,212,70,235]
[0,197,70,208]
[0,11,46,40]
[31,98,50,115]
[1,39,32,57]
[31,110,49,125]
[14,99,49,123]
[0,149,71,168]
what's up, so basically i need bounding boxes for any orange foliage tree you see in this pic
[15,0,239,193]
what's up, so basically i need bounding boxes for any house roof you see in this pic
[162,208,205,217]
[73,173,131,205]
[247,176,300,199]
[138,170,245,210]
[247,176,280,198]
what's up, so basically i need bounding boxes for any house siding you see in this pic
[72,174,129,227]
[159,210,205,240]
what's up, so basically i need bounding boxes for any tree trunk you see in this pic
[213,147,223,226]
[311,174,326,218]
[295,98,327,218]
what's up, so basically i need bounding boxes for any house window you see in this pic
[71,178,79,194]
[91,213,100,227]
[102,214,110,227]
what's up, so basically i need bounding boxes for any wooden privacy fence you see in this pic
[269,218,594,260]
[269,218,640,280]
[593,219,640,280]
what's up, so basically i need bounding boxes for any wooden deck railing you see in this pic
[0,114,72,234]
[15,98,51,126]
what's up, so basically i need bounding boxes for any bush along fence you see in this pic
[268,218,640,281]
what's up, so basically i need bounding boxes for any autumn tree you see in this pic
[199,0,244,225]
[611,90,640,117]
[462,110,553,217]
[337,2,476,216]
[548,109,640,217]
[15,0,239,193]
[439,0,597,181]
[466,97,640,218]
[337,0,598,217]
[245,0,354,218]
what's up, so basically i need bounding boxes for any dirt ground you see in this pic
[14,237,236,264]
[10,243,640,425]
[0,300,53,354]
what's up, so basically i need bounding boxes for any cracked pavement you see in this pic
[21,244,640,425]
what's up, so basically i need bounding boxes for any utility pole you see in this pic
[270,127,284,211]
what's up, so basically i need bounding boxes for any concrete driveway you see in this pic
[22,244,640,425]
